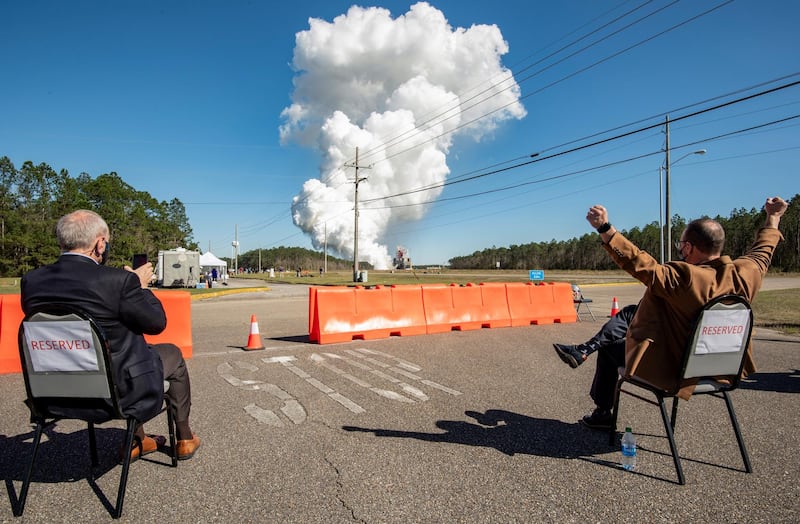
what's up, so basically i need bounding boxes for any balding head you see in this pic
[683,217,725,257]
[56,210,110,251]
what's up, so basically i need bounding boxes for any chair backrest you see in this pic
[681,294,753,382]
[18,305,121,419]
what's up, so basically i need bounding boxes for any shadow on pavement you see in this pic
[1,423,176,517]
[343,409,617,459]
[740,369,800,394]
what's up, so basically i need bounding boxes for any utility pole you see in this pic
[345,147,371,282]
[231,225,239,274]
[664,115,672,261]
[324,221,328,274]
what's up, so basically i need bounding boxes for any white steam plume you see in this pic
[281,2,525,269]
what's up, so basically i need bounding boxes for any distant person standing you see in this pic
[211,267,218,282]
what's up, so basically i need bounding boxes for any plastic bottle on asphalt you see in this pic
[621,427,636,471]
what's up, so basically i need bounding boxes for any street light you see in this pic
[664,148,706,262]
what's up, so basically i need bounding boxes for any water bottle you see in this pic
[621,427,637,471]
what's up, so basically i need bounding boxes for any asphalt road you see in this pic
[0,279,798,522]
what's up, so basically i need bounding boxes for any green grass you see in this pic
[243,268,634,286]
[751,288,800,334]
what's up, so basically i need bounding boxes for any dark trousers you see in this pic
[590,340,625,410]
[587,304,637,410]
[151,343,192,423]
[587,304,637,347]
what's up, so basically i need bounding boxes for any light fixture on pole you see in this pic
[664,147,706,262]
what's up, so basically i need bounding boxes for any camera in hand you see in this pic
[132,253,148,269]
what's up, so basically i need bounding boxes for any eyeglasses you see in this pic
[674,240,689,251]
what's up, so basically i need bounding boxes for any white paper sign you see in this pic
[694,309,750,355]
[24,320,99,372]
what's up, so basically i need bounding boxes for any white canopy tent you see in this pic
[200,251,227,278]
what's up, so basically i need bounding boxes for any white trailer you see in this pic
[156,248,200,288]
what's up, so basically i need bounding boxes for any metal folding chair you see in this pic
[609,294,754,484]
[572,284,596,321]
[16,305,177,519]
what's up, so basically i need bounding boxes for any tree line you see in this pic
[448,194,800,272]
[2,156,797,276]
[0,156,196,276]
[232,246,356,273]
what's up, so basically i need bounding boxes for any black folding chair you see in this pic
[609,294,754,484]
[15,305,177,519]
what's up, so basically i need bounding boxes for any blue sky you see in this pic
[2,1,798,266]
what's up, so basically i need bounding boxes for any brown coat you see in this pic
[603,227,784,399]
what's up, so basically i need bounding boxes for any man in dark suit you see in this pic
[21,209,201,461]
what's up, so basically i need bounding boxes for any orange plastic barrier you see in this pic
[421,284,457,334]
[549,282,579,324]
[309,285,427,344]
[506,282,577,326]
[0,291,192,375]
[477,282,513,329]
[0,295,25,374]
[308,281,576,344]
[145,290,193,359]
[422,283,512,333]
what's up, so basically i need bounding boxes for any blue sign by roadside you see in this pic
[529,270,544,281]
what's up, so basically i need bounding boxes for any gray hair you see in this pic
[56,210,109,251]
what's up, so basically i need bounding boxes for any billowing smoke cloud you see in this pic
[281,2,525,269]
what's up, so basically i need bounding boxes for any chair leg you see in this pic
[14,421,45,517]
[112,419,137,519]
[657,397,685,484]
[670,397,679,430]
[722,391,753,473]
[166,400,178,467]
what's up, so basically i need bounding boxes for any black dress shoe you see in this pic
[553,343,587,369]
[580,408,613,430]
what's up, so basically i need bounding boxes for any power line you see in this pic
[360,79,800,205]
[350,0,730,168]
[363,116,798,213]
[353,0,668,166]
[285,1,732,218]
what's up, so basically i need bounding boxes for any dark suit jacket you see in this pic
[21,254,166,422]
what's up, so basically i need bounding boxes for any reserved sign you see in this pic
[24,320,99,372]
[695,309,751,354]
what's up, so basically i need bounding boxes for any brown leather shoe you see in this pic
[176,433,201,460]
[118,434,166,464]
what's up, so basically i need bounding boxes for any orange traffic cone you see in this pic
[610,297,620,317]
[244,314,265,351]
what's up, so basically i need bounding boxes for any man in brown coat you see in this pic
[577,196,787,429]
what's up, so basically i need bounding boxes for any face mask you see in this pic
[97,240,110,265]
[676,243,689,262]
